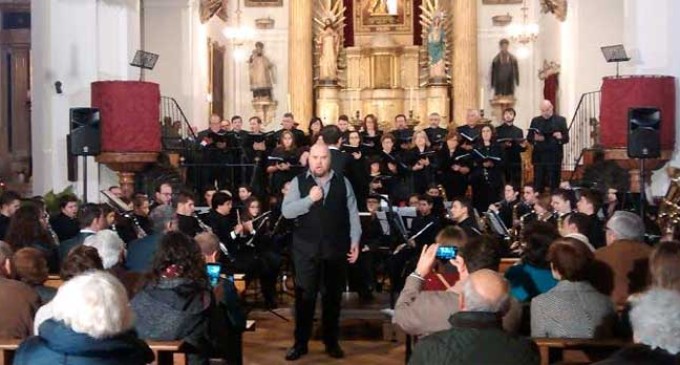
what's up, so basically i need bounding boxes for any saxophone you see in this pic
[659,167,680,237]
[437,184,448,202]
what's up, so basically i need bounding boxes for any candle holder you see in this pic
[351,110,362,130]
[407,109,420,128]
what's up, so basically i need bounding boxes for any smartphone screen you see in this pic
[206,263,221,287]
[435,246,458,260]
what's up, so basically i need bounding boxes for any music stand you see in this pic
[130,50,159,81]
[600,44,630,78]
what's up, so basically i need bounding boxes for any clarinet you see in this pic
[193,212,233,261]
[45,213,60,246]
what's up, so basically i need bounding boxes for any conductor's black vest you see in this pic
[293,172,351,259]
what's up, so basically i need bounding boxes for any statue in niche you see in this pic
[248,42,275,101]
[427,14,446,79]
[317,18,340,82]
[490,38,519,96]
[369,0,389,15]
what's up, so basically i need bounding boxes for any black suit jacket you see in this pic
[527,114,569,163]
[330,147,349,175]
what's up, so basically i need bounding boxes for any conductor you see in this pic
[282,142,362,361]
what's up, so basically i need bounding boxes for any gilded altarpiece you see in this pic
[314,0,452,131]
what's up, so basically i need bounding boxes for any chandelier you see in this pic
[222,0,255,47]
[507,0,539,46]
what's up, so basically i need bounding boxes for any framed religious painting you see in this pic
[245,0,282,6]
[354,0,413,34]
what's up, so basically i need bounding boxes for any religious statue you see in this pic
[427,15,446,79]
[490,38,519,96]
[248,42,275,101]
[369,0,389,15]
[317,18,340,82]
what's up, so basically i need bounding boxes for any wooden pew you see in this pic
[533,337,630,365]
[0,339,20,365]
[499,258,520,274]
[44,275,64,289]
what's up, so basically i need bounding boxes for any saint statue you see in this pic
[248,42,275,101]
[427,15,446,80]
[490,38,519,96]
[317,19,340,82]
[369,0,389,15]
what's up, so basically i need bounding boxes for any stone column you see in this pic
[452,0,478,125]
[288,0,313,131]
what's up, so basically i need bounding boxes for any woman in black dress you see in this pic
[437,130,473,200]
[470,124,504,215]
[266,130,304,195]
[360,114,382,156]
[344,130,370,211]
[406,130,438,195]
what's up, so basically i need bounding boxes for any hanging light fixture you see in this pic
[222,0,255,47]
[507,0,539,46]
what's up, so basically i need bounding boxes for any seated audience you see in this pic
[13,247,57,303]
[34,245,104,335]
[558,212,596,251]
[126,205,176,273]
[408,270,539,365]
[394,235,522,337]
[505,222,559,302]
[649,241,680,292]
[132,231,232,365]
[0,241,41,339]
[531,238,616,338]
[84,229,139,297]
[5,203,59,273]
[591,211,651,307]
[13,271,154,365]
[421,226,466,291]
[594,289,680,364]
[58,203,105,264]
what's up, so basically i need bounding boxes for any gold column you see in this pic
[452,0,478,125]
[288,0,313,131]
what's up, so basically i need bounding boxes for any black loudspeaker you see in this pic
[68,108,101,156]
[627,107,661,159]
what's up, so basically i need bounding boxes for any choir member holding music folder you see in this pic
[423,112,448,151]
[406,131,438,195]
[527,100,569,192]
[267,130,305,195]
[456,109,482,151]
[360,114,382,156]
[437,130,473,200]
[470,124,503,214]
[496,108,527,188]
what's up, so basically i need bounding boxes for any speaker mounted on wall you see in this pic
[68,107,101,156]
[627,107,661,159]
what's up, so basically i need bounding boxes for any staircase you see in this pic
[159,96,197,143]
[563,90,601,179]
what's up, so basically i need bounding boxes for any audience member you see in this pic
[649,240,680,292]
[126,205,176,273]
[0,241,40,339]
[13,247,57,303]
[505,221,559,302]
[49,194,80,241]
[132,231,231,365]
[408,270,539,365]
[591,211,651,307]
[594,289,680,364]
[58,203,104,264]
[421,226,466,291]
[394,235,522,337]
[5,203,59,273]
[0,190,20,240]
[559,212,596,251]
[13,271,154,365]
[84,229,139,297]
[531,238,616,338]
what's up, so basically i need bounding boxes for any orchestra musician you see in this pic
[448,197,481,237]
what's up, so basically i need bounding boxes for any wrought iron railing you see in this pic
[563,90,601,171]
[159,96,197,140]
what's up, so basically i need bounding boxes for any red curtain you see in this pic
[599,76,676,149]
[413,0,423,46]
[343,0,354,47]
[91,81,161,153]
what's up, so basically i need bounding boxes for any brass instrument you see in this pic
[437,184,448,203]
[658,167,680,237]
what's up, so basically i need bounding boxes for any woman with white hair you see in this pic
[13,271,153,365]
[84,229,140,297]
[594,288,680,364]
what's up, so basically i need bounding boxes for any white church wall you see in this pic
[32,0,140,201]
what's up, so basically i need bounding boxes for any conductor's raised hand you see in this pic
[347,245,359,264]
[309,185,324,202]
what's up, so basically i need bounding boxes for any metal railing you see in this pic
[563,90,601,171]
[160,96,197,141]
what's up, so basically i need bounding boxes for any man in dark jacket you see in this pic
[126,205,176,273]
[0,190,20,240]
[409,269,539,365]
[320,124,349,175]
[58,203,104,264]
[49,194,80,242]
[527,99,569,192]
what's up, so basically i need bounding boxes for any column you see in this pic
[452,0,478,125]
[288,0,313,131]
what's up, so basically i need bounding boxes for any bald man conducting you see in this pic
[282,142,361,361]
[527,100,569,192]
[409,270,539,365]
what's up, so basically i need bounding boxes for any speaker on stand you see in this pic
[627,107,661,221]
[67,108,101,203]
